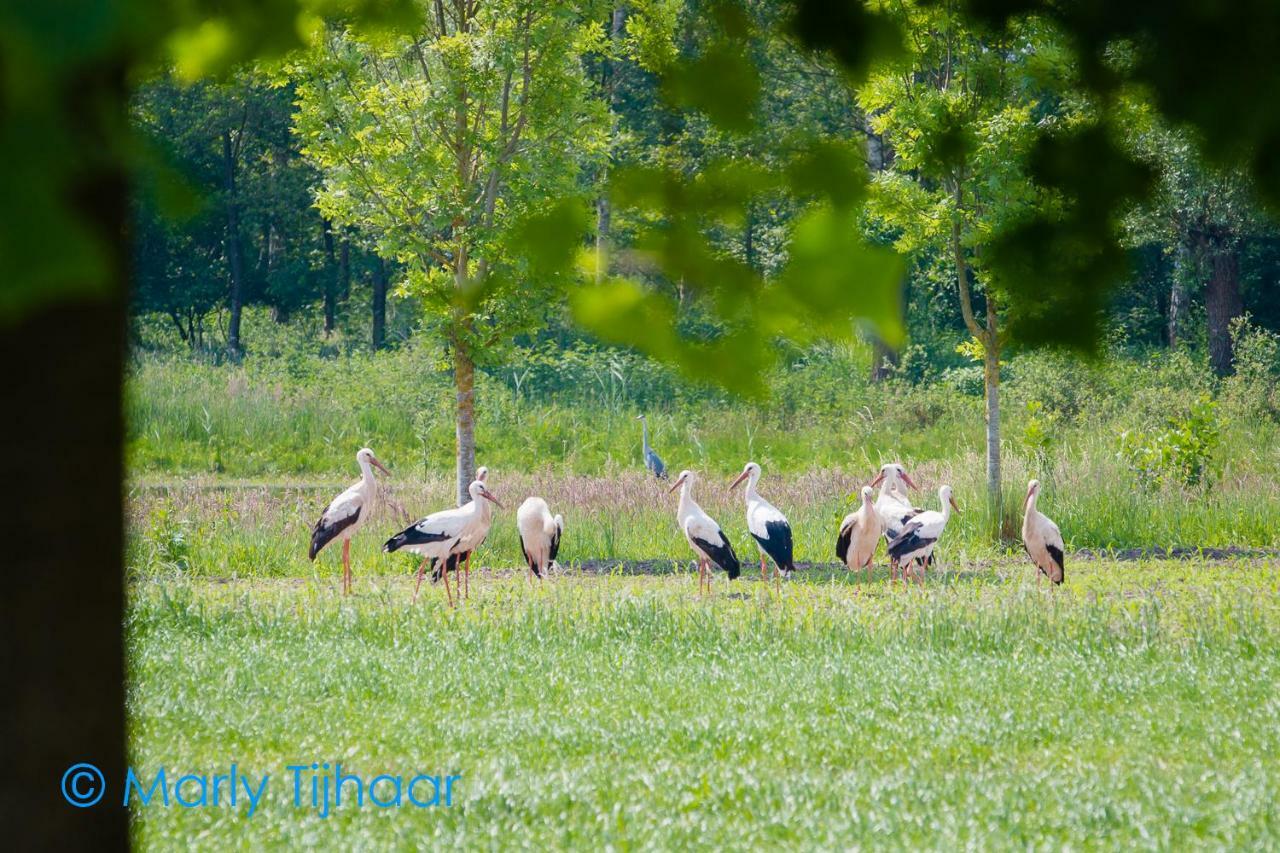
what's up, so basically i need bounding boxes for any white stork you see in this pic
[434,465,490,598]
[872,462,923,582]
[729,461,795,586]
[384,479,504,608]
[669,470,740,594]
[516,497,563,581]
[886,485,959,585]
[308,447,390,595]
[1021,479,1065,586]
[836,485,885,581]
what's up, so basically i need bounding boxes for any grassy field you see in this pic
[128,556,1280,848]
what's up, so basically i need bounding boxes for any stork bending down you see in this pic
[517,497,563,581]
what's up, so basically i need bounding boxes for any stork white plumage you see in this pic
[437,465,491,598]
[1021,479,1065,586]
[516,497,563,581]
[872,462,923,582]
[384,479,504,607]
[886,485,959,584]
[308,447,390,595]
[729,461,795,586]
[669,470,740,595]
[836,485,885,581]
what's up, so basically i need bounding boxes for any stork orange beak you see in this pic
[869,471,885,488]
[1023,489,1033,511]
[949,495,961,512]
[482,489,504,509]
[902,472,920,490]
[371,457,391,477]
[668,476,685,494]
[729,470,750,491]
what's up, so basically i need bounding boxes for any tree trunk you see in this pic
[222,129,245,356]
[1204,238,1242,376]
[870,336,899,382]
[371,256,387,351]
[2,56,129,848]
[594,8,626,282]
[868,129,898,382]
[339,237,351,301]
[982,309,1003,538]
[321,219,337,334]
[1168,242,1189,348]
[454,336,477,505]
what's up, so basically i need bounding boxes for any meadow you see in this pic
[124,325,1280,847]
[129,559,1280,847]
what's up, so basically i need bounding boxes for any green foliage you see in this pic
[1118,396,1222,490]
[1223,316,1280,421]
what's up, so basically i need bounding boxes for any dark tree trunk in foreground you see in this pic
[372,256,388,351]
[222,129,245,355]
[1204,238,1242,376]
[1,68,128,852]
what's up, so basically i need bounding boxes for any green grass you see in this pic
[129,558,1280,848]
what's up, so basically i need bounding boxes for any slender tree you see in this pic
[295,0,607,501]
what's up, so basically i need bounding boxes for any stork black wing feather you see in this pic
[835,520,853,564]
[382,522,451,554]
[752,520,795,575]
[1046,544,1065,585]
[548,524,562,562]
[309,506,361,560]
[692,532,740,579]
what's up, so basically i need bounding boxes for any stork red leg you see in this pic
[342,539,352,596]
[412,557,430,603]
[759,554,767,583]
[464,553,471,600]
[442,560,454,608]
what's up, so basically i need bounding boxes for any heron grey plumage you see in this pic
[636,414,668,479]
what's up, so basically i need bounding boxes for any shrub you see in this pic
[1118,394,1221,489]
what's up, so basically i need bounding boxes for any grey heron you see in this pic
[635,414,668,479]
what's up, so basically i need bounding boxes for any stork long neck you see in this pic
[1025,491,1039,518]
[938,490,952,525]
[358,459,375,489]
[678,479,697,518]
[744,470,760,504]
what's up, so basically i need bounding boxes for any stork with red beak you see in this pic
[384,479,504,608]
[308,446,391,595]
[886,485,960,584]
[1021,479,1065,586]
[670,470,740,595]
[730,461,795,586]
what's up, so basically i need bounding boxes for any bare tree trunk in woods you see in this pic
[595,8,625,281]
[339,238,351,301]
[453,331,477,506]
[321,219,337,334]
[951,180,1003,539]
[222,129,245,355]
[868,130,900,383]
[371,256,387,351]
[1203,235,1242,376]
[1,61,128,851]
[1168,242,1189,348]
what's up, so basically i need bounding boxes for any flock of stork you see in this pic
[308,415,1067,607]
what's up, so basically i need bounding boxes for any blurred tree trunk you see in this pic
[371,256,387,351]
[452,324,477,506]
[339,237,351,301]
[1203,233,1242,376]
[0,63,128,850]
[222,128,245,355]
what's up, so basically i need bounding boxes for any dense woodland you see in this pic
[128,0,1280,519]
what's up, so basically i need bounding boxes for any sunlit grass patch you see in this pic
[129,558,1280,847]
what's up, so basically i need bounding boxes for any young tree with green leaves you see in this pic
[861,2,1067,535]
[294,0,608,501]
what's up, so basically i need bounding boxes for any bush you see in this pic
[1118,394,1221,489]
